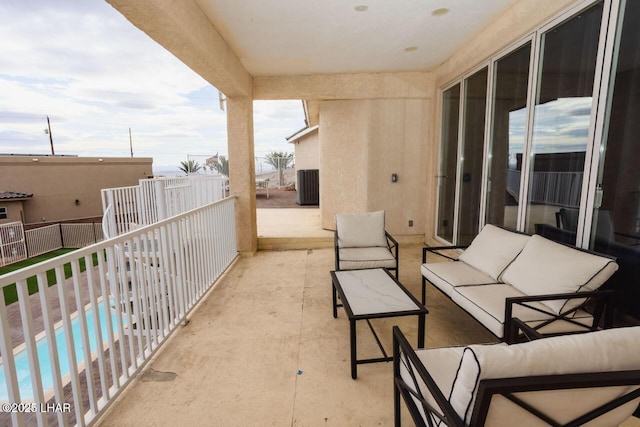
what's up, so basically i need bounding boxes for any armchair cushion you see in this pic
[337,247,396,270]
[335,210,388,248]
[501,235,619,314]
[458,224,530,280]
[449,326,640,423]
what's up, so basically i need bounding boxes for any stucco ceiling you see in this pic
[193,0,520,76]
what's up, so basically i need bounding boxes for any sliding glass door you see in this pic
[589,0,640,317]
[433,0,640,318]
[436,84,460,242]
[524,2,604,240]
[457,68,488,245]
[486,43,531,230]
[436,69,488,245]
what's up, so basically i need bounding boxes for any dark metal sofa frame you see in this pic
[393,321,640,427]
[421,236,617,344]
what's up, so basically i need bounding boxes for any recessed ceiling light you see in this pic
[404,46,418,52]
[354,5,368,12]
[432,8,449,16]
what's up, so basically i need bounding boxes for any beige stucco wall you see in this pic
[107,0,583,249]
[291,130,319,171]
[320,99,431,237]
[0,156,152,225]
[0,200,26,225]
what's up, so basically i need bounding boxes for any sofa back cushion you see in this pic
[458,224,530,280]
[501,234,618,314]
[335,210,388,248]
[448,326,640,424]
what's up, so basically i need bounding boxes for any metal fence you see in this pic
[507,169,583,208]
[0,222,27,267]
[187,153,296,188]
[0,196,238,427]
[0,223,105,267]
[101,175,227,239]
[254,155,295,188]
[22,224,104,259]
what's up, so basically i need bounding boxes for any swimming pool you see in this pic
[0,302,121,401]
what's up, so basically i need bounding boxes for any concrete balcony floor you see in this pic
[96,210,640,426]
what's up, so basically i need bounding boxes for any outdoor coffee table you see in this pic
[330,268,427,379]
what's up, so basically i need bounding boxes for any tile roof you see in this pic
[0,191,33,200]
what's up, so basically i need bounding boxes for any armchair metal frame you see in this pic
[393,323,640,427]
[334,230,399,278]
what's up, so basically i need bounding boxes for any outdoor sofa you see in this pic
[421,224,619,343]
[393,322,640,426]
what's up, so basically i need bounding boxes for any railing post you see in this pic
[155,179,167,222]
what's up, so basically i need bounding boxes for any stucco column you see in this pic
[227,96,257,254]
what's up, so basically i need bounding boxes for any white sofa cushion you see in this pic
[336,210,388,248]
[501,235,619,314]
[449,326,640,424]
[400,346,465,424]
[458,224,530,280]
[421,261,497,298]
[452,284,594,338]
[338,247,396,270]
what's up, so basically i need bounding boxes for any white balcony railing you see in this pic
[506,169,583,208]
[101,175,227,239]
[0,196,237,426]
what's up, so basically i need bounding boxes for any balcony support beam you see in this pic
[227,96,258,254]
[253,71,434,101]
[106,0,252,98]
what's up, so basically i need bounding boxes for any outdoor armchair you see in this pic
[393,323,640,426]
[334,210,398,277]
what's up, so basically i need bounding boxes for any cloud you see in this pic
[0,1,305,169]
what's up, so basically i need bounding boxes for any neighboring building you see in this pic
[287,125,319,171]
[0,191,33,225]
[0,154,153,225]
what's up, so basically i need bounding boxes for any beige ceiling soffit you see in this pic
[106,0,251,97]
[253,71,435,101]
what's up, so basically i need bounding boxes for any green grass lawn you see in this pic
[0,249,99,306]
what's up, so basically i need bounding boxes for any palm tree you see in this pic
[207,155,229,177]
[264,151,294,186]
[178,160,202,175]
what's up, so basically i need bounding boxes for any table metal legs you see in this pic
[350,320,357,379]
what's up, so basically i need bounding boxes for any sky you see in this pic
[508,97,592,158]
[0,1,306,173]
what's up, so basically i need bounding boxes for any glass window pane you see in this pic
[436,84,460,242]
[526,2,604,241]
[486,43,531,230]
[591,0,640,319]
[457,68,488,245]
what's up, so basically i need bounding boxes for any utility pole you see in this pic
[129,127,133,157]
[46,116,54,155]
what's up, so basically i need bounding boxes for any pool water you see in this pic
[0,303,121,401]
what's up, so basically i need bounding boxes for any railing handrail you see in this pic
[0,196,237,287]
[0,195,238,426]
